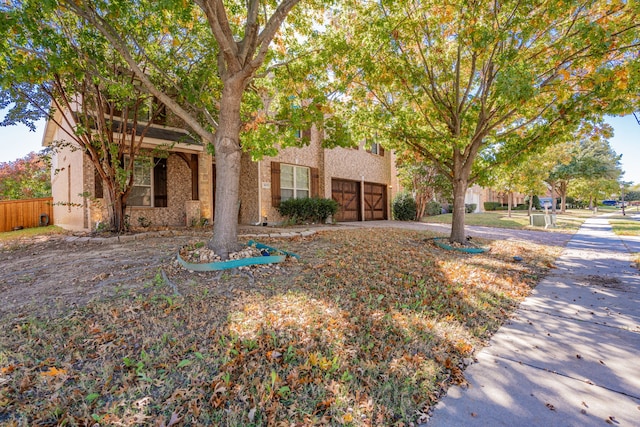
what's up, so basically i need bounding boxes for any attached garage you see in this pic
[332,179,360,221]
[332,179,388,222]
[364,182,387,220]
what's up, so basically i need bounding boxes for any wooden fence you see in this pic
[0,197,54,233]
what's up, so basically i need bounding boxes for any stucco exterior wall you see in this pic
[49,123,89,231]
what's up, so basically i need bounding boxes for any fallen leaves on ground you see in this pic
[0,228,560,426]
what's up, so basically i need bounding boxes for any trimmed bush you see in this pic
[532,195,542,210]
[425,200,442,216]
[464,203,477,213]
[483,201,501,211]
[392,192,417,221]
[276,197,339,224]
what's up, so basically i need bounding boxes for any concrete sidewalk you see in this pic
[427,217,640,426]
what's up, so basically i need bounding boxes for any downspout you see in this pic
[256,160,263,225]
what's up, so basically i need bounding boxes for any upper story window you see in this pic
[280,164,310,202]
[112,97,167,126]
[366,141,385,156]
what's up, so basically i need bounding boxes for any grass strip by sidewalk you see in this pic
[609,216,640,236]
[421,210,590,232]
[0,228,561,426]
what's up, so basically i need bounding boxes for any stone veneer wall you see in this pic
[127,154,192,228]
[88,153,193,230]
[239,152,260,224]
[198,152,214,222]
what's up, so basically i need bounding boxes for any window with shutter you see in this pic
[271,162,281,207]
[280,164,310,202]
[124,156,168,207]
[153,158,168,207]
[94,168,103,199]
[310,167,319,197]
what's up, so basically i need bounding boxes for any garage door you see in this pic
[364,182,387,220]
[332,179,360,222]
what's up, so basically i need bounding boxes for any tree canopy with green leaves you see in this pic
[1,1,181,232]
[548,121,621,212]
[330,0,639,243]
[56,0,343,257]
[3,0,341,256]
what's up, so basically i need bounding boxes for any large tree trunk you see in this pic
[103,181,127,233]
[528,193,534,216]
[550,181,557,214]
[209,77,245,259]
[450,177,468,244]
[559,180,567,213]
[507,190,512,218]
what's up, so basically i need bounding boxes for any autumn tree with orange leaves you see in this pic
[0,151,51,200]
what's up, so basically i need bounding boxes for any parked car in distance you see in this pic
[602,200,617,206]
[539,197,554,209]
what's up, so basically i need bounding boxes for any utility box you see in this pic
[530,214,556,228]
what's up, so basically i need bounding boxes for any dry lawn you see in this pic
[0,228,561,426]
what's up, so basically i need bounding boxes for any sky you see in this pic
[0,109,638,184]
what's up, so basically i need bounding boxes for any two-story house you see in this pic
[43,108,400,231]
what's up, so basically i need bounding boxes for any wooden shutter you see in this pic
[378,145,385,156]
[310,167,319,197]
[190,154,199,200]
[153,157,168,207]
[94,168,103,198]
[271,162,281,207]
[302,128,312,142]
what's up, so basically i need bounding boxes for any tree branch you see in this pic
[64,1,215,143]
[252,0,301,70]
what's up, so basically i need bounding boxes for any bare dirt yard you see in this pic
[0,233,196,321]
[0,225,565,426]
[0,223,570,322]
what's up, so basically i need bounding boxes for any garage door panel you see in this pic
[332,179,360,222]
[364,183,387,221]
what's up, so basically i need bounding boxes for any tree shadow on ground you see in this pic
[0,228,561,426]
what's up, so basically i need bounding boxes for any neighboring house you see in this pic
[43,110,399,231]
[465,185,526,212]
